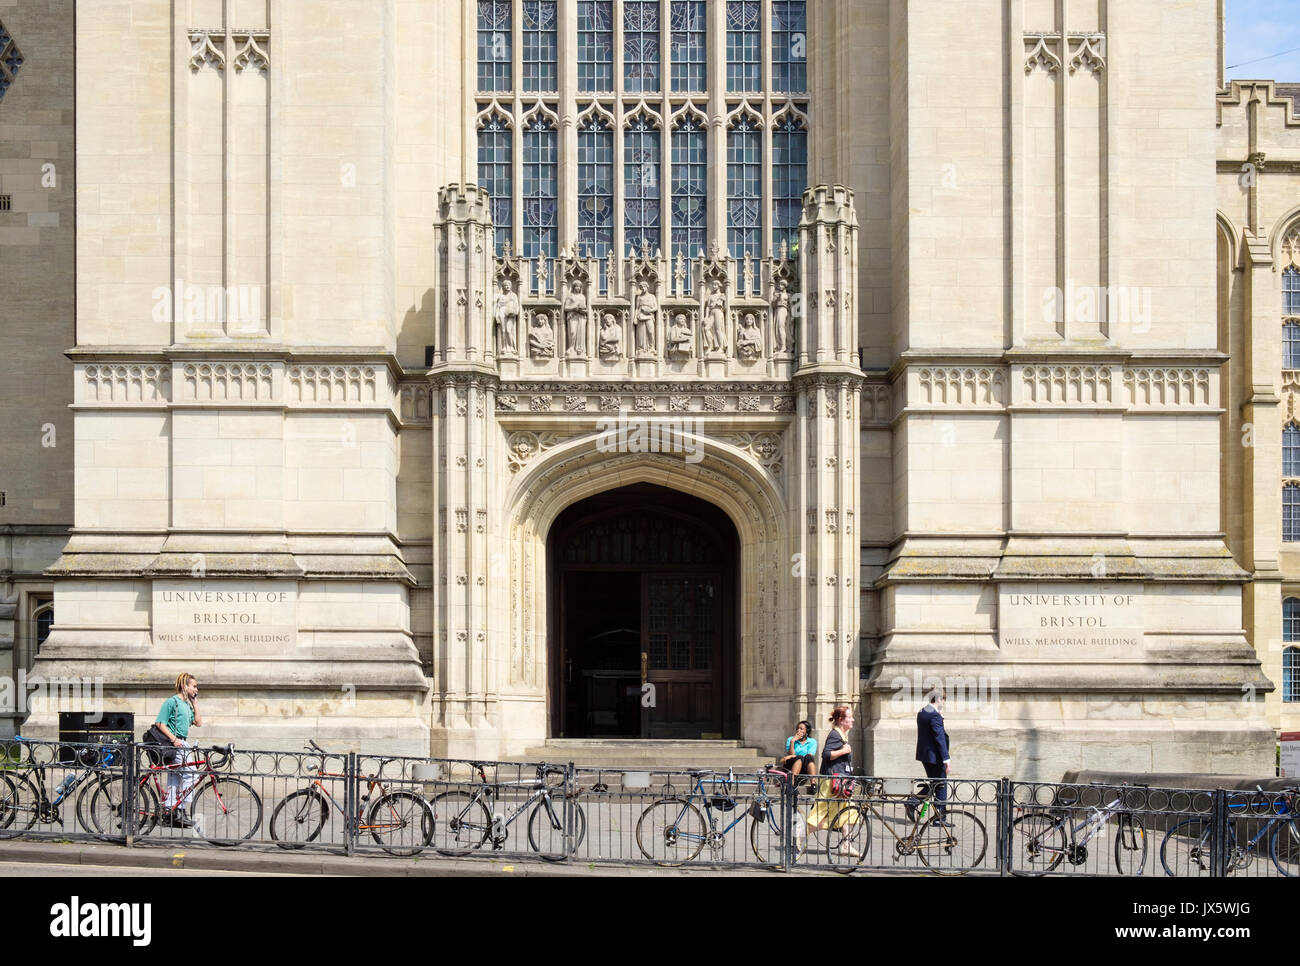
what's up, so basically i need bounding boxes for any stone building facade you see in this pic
[0,0,1287,777]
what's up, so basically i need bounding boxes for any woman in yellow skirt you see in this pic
[806,705,858,852]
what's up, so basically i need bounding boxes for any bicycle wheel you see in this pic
[635,798,707,866]
[750,801,808,865]
[1160,818,1231,877]
[824,805,869,873]
[0,773,39,836]
[916,810,987,876]
[526,796,586,859]
[1113,813,1148,876]
[430,790,491,856]
[1011,811,1066,876]
[191,777,262,845]
[86,776,159,838]
[367,791,434,857]
[1269,815,1300,877]
[269,789,329,849]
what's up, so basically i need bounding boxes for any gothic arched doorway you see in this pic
[547,483,739,739]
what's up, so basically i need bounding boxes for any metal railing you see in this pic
[2,736,1296,877]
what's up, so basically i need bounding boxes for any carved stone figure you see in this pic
[634,280,658,353]
[562,282,586,356]
[736,311,762,360]
[771,279,791,353]
[704,279,727,353]
[528,312,555,359]
[666,312,693,358]
[494,278,520,355]
[598,313,623,360]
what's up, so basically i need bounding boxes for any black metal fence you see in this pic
[2,736,1296,877]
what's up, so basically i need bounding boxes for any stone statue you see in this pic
[598,312,623,360]
[666,311,693,358]
[704,279,727,353]
[528,311,555,359]
[562,282,586,356]
[736,311,762,360]
[634,280,658,354]
[771,279,791,353]
[493,278,520,355]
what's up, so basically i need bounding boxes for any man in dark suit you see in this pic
[915,687,951,824]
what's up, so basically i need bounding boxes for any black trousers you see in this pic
[922,760,948,815]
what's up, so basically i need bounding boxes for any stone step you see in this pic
[513,739,775,771]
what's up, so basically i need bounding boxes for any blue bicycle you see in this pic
[634,767,806,866]
[1159,786,1300,877]
[0,736,124,836]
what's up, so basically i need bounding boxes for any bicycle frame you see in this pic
[6,741,122,821]
[669,773,772,844]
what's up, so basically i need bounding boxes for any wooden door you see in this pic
[642,574,721,738]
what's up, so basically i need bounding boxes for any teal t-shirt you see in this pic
[155,695,195,740]
[786,735,817,758]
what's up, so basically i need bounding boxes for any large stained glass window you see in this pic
[578,1,614,92]
[625,113,662,255]
[476,0,511,92]
[523,1,558,92]
[670,1,707,92]
[523,115,558,258]
[772,113,807,255]
[726,1,760,92]
[624,0,661,93]
[578,116,614,259]
[477,114,512,254]
[727,116,762,259]
[771,1,807,92]
[671,117,707,261]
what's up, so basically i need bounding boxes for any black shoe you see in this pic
[933,818,953,828]
[169,811,193,829]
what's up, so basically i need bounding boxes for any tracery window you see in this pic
[1286,266,1300,316]
[1286,484,1300,543]
[772,112,807,255]
[625,113,661,255]
[726,1,761,92]
[771,1,807,92]
[578,1,614,92]
[1285,322,1300,369]
[1286,597,1300,702]
[670,1,707,92]
[476,1,511,92]
[578,116,614,259]
[523,115,558,258]
[1287,423,1300,479]
[523,1,558,92]
[727,115,762,259]
[624,0,661,93]
[477,113,513,253]
[671,116,707,261]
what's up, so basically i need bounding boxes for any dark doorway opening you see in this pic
[548,483,739,739]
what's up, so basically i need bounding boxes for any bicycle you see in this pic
[430,761,584,860]
[0,737,125,837]
[1012,783,1148,876]
[1159,786,1299,877]
[86,742,261,846]
[268,740,434,856]
[818,777,988,876]
[634,767,806,867]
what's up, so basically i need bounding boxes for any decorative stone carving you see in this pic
[564,394,587,412]
[666,311,694,359]
[771,279,792,353]
[399,384,432,422]
[633,395,655,412]
[232,30,270,73]
[738,395,760,412]
[669,395,690,412]
[916,367,1005,406]
[597,312,623,360]
[736,311,763,361]
[1021,365,1114,405]
[633,280,659,354]
[528,395,552,412]
[287,366,377,403]
[1068,35,1106,74]
[189,30,225,72]
[1024,35,1062,74]
[186,363,274,402]
[599,395,621,411]
[494,278,521,356]
[507,432,566,473]
[562,282,587,357]
[497,394,519,411]
[1122,368,1212,408]
[703,279,728,353]
[528,311,556,359]
[84,364,172,404]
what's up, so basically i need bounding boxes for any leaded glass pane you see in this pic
[523,1,558,92]
[670,1,706,92]
[772,1,807,91]
[671,117,707,265]
[476,0,512,92]
[727,117,761,259]
[1287,424,1300,478]
[523,116,558,258]
[477,115,512,254]
[578,117,614,260]
[625,0,661,92]
[773,114,807,256]
[726,1,760,92]
[578,1,614,92]
[1285,597,1300,642]
[1287,323,1300,369]
[1285,645,1299,701]
[625,115,662,255]
[1287,485,1300,542]
[1287,268,1300,316]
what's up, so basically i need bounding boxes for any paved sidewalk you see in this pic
[0,837,780,877]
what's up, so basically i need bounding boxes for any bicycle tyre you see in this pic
[635,798,707,866]
[191,777,262,845]
[1113,813,1148,876]
[269,788,329,849]
[86,776,160,838]
[1011,811,1066,876]
[750,801,808,865]
[916,810,987,876]
[526,796,586,859]
[1269,815,1300,877]
[430,790,491,856]
[1160,818,1232,877]
[368,790,434,857]
[0,772,39,836]
[824,805,869,873]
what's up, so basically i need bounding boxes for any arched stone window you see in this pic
[1286,423,1300,478]
[1286,484,1300,542]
